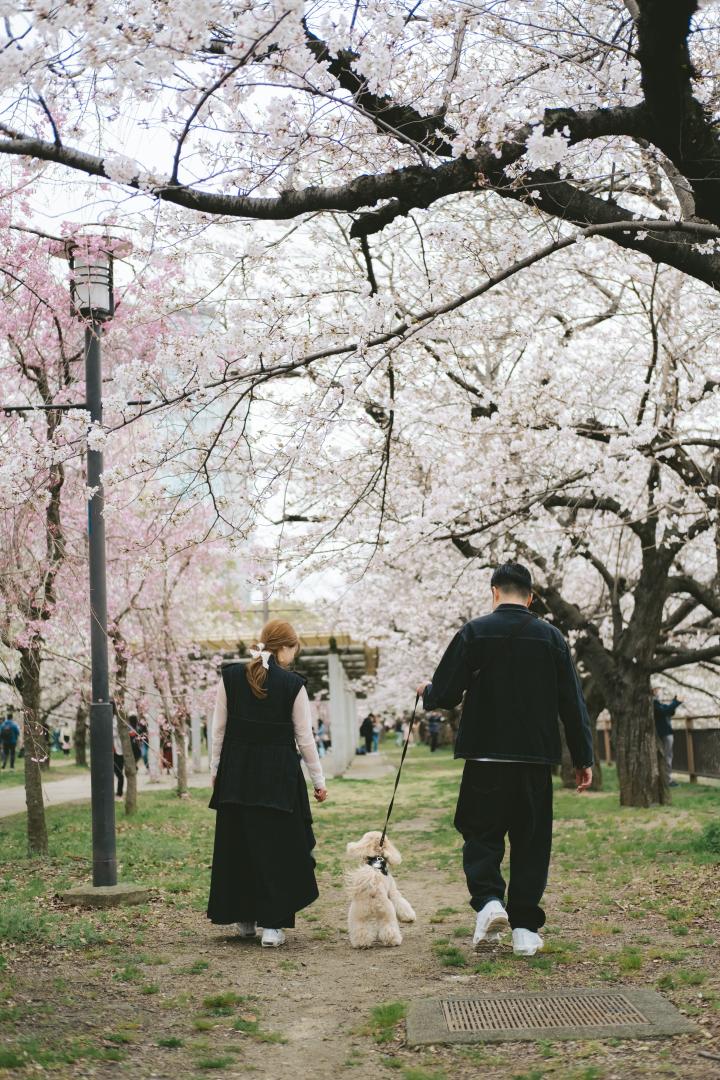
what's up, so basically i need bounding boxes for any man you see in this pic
[416,562,593,957]
[653,690,681,787]
[0,710,20,770]
[427,714,442,752]
[359,714,374,755]
[112,708,125,798]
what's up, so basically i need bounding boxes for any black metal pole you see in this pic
[85,321,117,886]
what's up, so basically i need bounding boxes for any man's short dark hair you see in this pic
[491,561,532,596]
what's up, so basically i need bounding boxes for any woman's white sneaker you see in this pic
[235,921,257,938]
[473,900,509,948]
[512,928,544,956]
[261,928,286,948]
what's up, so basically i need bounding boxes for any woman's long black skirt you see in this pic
[206,774,319,929]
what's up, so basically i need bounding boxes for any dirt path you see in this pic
[7,834,719,1080]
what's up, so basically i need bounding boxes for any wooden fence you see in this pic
[596,716,720,782]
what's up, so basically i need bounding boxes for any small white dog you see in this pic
[346,831,416,948]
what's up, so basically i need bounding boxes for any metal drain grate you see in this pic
[442,992,647,1032]
[406,989,697,1044]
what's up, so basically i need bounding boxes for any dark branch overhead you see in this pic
[2,4,720,289]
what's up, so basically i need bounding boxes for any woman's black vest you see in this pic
[209,658,307,813]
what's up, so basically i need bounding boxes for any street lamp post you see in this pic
[69,244,117,887]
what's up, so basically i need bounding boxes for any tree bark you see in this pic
[74,699,88,767]
[610,667,668,808]
[19,647,48,855]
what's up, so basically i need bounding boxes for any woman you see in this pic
[207,620,328,948]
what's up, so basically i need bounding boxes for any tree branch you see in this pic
[666,575,720,619]
[651,642,720,671]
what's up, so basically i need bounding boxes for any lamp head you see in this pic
[68,244,114,322]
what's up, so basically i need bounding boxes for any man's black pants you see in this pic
[454,760,553,932]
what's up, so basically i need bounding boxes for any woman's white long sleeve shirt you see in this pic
[210,680,326,790]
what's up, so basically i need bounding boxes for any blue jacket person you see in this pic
[417,562,593,957]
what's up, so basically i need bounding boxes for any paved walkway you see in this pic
[0,750,405,818]
[343,749,397,780]
[0,763,211,819]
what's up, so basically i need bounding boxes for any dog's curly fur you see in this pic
[345,831,416,948]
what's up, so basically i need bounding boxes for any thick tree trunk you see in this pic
[612,669,668,807]
[19,647,48,855]
[74,700,88,767]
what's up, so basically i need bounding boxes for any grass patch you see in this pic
[694,820,720,855]
[184,959,209,974]
[233,1016,286,1043]
[432,940,466,967]
[362,1001,407,1044]
[201,990,246,1015]
[158,1036,184,1047]
[618,946,643,972]
[193,1017,215,1031]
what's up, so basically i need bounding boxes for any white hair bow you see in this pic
[250,641,271,669]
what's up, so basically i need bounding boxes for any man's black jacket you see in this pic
[423,604,594,768]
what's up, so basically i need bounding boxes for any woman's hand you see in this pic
[313,787,328,803]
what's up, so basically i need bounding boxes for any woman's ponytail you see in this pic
[246,620,300,699]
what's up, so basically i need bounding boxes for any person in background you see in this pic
[427,713,442,753]
[359,713,374,754]
[207,620,327,949]
[315,720,327,758]
[372,716,382,753]
[59,724,72,756]
[394,717,404,747]
[416,561,593,958]
[0,710,20,770]
[112,709,124,798]
[160,725,174,774]
[653,689,682,787]
[127,714,143,765]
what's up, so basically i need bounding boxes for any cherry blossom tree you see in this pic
[1,1,720,293]
[2,3,719,824]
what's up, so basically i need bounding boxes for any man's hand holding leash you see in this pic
[314,787,328,803]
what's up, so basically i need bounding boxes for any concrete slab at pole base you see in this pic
[58,884,153,909]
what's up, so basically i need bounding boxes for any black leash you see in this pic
[379,693,420,850]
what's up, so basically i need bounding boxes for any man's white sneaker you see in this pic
[473,900,509,949]
[261,928,286,948]
[235,921,256,938]
[512,928,544,956]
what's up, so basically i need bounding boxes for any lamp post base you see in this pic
[58,883,152,909]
